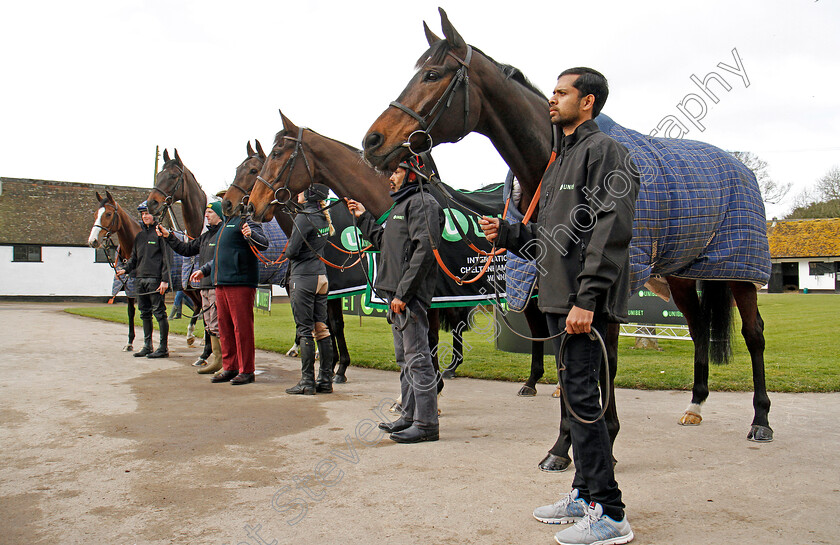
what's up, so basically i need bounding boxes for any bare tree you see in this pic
[815,166,840,202]
[732,151,792,205]
[786,165,840,219]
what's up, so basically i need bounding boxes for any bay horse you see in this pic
[362,8,773,443]
[147,149,207,345]
[88,191,141,350]
[247,112,471,384]
[220,140,353,383]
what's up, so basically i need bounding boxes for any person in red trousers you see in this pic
[190,211,268,385]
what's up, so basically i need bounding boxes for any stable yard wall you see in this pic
[0,245,115,296]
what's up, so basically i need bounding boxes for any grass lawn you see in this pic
[66,293,840,393]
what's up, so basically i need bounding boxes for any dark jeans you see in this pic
[390,297,439,429]
[136,278,167,322]
[546,312,624,521]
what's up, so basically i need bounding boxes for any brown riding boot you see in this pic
[198,335,223,374]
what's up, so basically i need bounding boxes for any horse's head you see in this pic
[88,190,121,248]
[250,112,317,222]
[222,140,266,217]
[148,148,191,218]
[363,8,481,170]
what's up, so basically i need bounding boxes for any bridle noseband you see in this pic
[388,45,473,154]
[255,126,315,206]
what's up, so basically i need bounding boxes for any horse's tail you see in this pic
[439,306,472,334]
[700,280,733,365]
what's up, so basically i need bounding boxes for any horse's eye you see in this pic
[250,168,258,175]
[424,71,439,82]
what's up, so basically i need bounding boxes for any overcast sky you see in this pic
[2,0,838,218]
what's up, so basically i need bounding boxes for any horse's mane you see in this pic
[274,128,365,158]
[415,41,545,100]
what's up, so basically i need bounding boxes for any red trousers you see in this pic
[215,286,256,374]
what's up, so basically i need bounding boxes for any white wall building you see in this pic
[766,218,840,293]
[0,178,154,298]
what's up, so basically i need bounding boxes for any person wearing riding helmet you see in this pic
[156,199,225,374]
[116,200,172,358]
[346,157,444,443]
[285,183,335,395]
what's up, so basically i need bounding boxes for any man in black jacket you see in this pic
[346,157,444,443]
[116,201,171,358]
[480,68,639,545]
[156,200,224,374]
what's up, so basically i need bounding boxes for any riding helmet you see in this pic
[304,183,330,202]
[398,157,429,183]
[137,200,149,213]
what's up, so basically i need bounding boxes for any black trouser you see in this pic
[546,312,624,521]
[137,278,167,322]
[289,275,328,339]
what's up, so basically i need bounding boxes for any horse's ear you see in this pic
[163,149,171,163]
[423,21,442,46]
[105,190,114,203]
[95,191,103,202]
[247,141,255,157]
[174,148,182,164]
[279,110,298,134]
[439,8,466,49]
[255,139,266,160]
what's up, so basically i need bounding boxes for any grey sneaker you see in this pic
[554,503,633,545]
[533,489,588,524]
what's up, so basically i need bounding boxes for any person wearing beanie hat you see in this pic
[345,157,445,442]
[116,200,172,358]
[207,199,223,219]
[156,199,225,372]
[285,185,336,395]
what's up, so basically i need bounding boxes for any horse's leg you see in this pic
[328,299,351,384]
[518,300,547,396]
[184,290,201,346]
[730,281,773,442]
[440,308,468,379]
[286,337,301,358]
[668,277,710,426]
[450,328,464,372]
[125,297,136,351]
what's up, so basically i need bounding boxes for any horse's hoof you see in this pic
[333,374,347,384]
[518,385,537,397]
[286,348,299,358]
[388,401,402,414]
[679,411,703,426]
[441,369,456,379]
[538,453,571,472]
[186,336,195,347]
[747,425,774,442]
[551,386,562,399]
[123,344,133,352]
